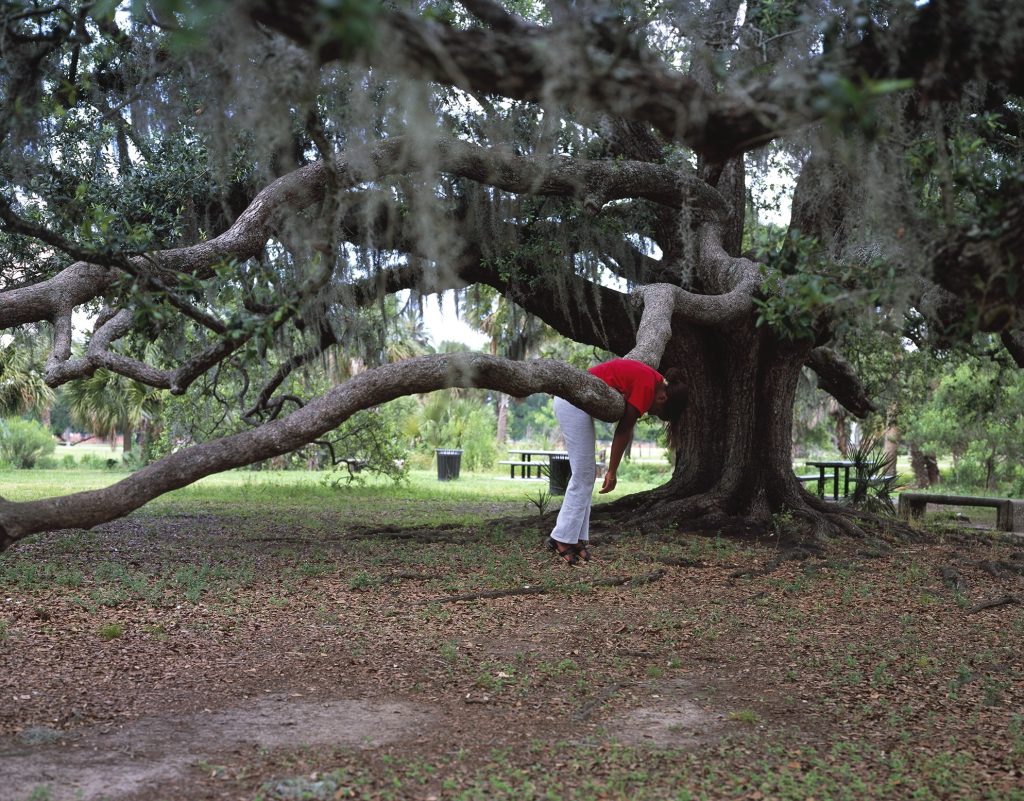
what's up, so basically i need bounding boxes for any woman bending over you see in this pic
[548,358,687,566]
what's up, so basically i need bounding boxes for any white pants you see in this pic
[550,397,597,544]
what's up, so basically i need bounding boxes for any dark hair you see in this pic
[661,367,688,420]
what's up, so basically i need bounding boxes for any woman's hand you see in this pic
[602,404,638,495]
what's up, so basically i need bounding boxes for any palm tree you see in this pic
[62,369,160,460]
[0,338,55,423]
[329,295,432,380]
[461,286,552,443]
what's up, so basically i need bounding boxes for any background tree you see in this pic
[1,0,1023,548]
[902,346,1024,493]
[462,284,553,444]
[0,332,54,421]
[62,369,160,461]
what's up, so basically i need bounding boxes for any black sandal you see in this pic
[547,537,580,566]
[576,541,591,562]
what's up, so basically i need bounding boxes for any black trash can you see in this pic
[548,454,572,495]
[435,448,463,481]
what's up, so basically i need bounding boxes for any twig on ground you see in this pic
[651,557,709,568]
[380,572,447,583]
[966,594,1022,614]
[416,570,666,604]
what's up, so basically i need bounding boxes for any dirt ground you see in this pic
[1,505,1023,800]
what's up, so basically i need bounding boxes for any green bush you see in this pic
[408,394,497,471]
[321,399,413,486]
[452,405,497,471]
[0,418,56,469]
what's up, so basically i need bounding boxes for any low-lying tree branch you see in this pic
[0,354,626,549]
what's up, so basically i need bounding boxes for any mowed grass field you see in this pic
[0,467,1022,801]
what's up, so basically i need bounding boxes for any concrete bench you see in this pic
[498,460,546,479]
[898,492,1024,532]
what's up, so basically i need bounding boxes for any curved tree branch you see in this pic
[3,134,725,396]
[0,353,626,548]
[807,347,877,418]
[2,136,721,330]
[246,0,1024,161]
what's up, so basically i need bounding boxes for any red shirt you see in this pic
[588,359,664,414]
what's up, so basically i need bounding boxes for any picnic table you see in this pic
[801,459,856,500]
[499,449,568,479]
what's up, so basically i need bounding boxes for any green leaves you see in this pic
[751,228,902,343]
[811,73,915,137]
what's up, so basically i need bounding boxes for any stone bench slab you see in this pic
[898,492,1023,533]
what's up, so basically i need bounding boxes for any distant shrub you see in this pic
[0,418,56,469]
[74,453,123,470]
[617,460,671,482]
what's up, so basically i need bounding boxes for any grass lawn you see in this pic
[53,442,124,462]
[1,469,1022,801]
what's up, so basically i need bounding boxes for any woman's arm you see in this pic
[599,403,641,494]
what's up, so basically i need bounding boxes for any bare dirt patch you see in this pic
[602,678,727,748]
[1,695,438,801]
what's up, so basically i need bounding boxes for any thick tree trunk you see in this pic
[496,392,509,444]
[121,419,134,459]
[831,405,849,457]
[603,322,848,536]
[910,445,940,488]
[883,403,900,478]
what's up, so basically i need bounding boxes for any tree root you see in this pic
[416,570,666,605]
[968,559,1024,578]
[571,481,924,547]
[939,566,969,593]
[729,546,817,579]
[651,556,710,568]
[246,524,468,545]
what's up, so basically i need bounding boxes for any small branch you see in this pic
[966,594,1021,614]
[416,570,666,604]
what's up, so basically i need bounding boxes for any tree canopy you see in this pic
[1,0,1023,548]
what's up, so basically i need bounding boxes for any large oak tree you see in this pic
[1,0,1022,549]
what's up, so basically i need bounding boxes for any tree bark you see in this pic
[883,403,900,478]
[603,319,837,535]
[496,392,509,445]
[831,403,849,457]
[910,445,940,488]
[0,354,626,549]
